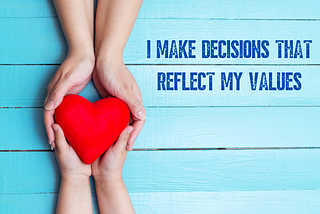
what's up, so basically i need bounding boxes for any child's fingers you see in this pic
[113,126,134,153]
[52,124,68,153]
[127,119,145,151]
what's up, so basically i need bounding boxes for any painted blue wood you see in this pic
[0,19,319,64]
[1,190,320,214]
[0,0,56,18]
[0,107,319,150]
[0,18,67,64]
[1,150,320,193]
[1,0,319,213]
[127,19,320,64]
[0,193,99,214]
[139,0,320,20]
[1,65,319,107]
[2,0,320,20]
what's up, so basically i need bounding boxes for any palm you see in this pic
[57,144,92,178]
[92,145,125,179]
[93,63,139,99]
[56,55,93,95]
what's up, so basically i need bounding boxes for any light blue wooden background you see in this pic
[1,0,320,213]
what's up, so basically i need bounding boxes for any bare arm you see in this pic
[93,0,145,151]
[92,127,135,214]
[53,124,93,214]
[56,178,93,214]
[44,0,95,147]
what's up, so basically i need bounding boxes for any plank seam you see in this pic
[1,64,320,66]
[1,147,320,152]
[2,17,320,21]
[2,106,320,109]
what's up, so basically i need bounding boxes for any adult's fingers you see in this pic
[44,78,71,111]
[44,109,55,144]
[119,89,146,121]
[44,77,70,144]
[114,126,134,153]
[127,119,145,151]
[52,124,68,154]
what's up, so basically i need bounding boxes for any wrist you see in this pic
[95,49,124,66]
[61,173,91,182]
[67,47,95,63]
[60,176,91,190]
[93,173,123,184]
[94,176,124,193]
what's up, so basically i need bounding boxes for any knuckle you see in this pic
[114,88,125,98]
[132,99,141,109]
[122,135,130,143]
[123,84,131,91]
[61,71,73,80]
[52,89,62,98]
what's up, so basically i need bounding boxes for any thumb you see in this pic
[52,124,68,153]
[45,80,70,111]
[113,126,134,153]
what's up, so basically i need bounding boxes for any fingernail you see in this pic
[136,110,145,119]
[51,145,54,150]
[45,101,54,110]
[127,145,132,152]
[52,126,58,131]
[49,141,52,145]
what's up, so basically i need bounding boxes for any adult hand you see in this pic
[93,59,145,151]
[44,53,94,147]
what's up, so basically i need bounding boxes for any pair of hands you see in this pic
[53,123,133,183]
[44,51,145,151]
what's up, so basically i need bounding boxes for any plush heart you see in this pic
[54,95,130,164]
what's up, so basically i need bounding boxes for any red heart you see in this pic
[55,95,130,164]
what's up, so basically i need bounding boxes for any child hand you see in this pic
[44,52,95,147]
[93,60,145,151]
[52,124,91,180]
[92,126,134,182]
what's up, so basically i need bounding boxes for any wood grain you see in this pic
[1,150,320,193]
[0,19,319,64]
[1,1,319,213]
[0,107,319,150]
[1,65,319,107]
[1,0,320,20]
[1,190,319,214]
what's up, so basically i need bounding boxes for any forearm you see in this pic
[53,0,94,55]
[95,0,143,61]
[56,177,93,214]
[95,179,135,214]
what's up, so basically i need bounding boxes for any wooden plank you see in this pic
[1,65,320,107]
[0,65,99,107]
[2,0,320,20]
[1,150,320,193]
[0,19,319,64]
[0,193,99,214]
[0,0,56,18]
[139,0,320,20]
[1,190,320,214]
[0,18,67,64]
[0,107,319,150]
